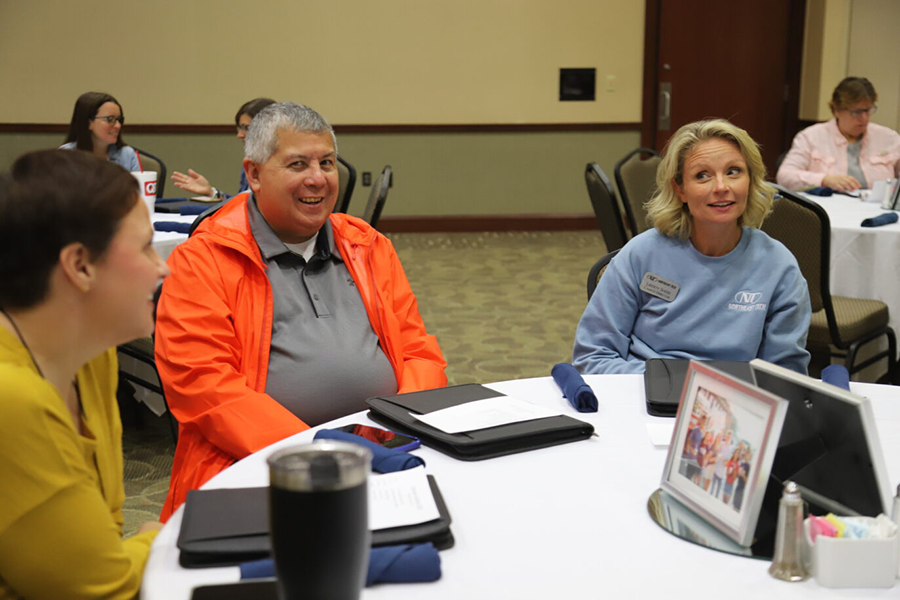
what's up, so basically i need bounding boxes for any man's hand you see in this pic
[822,174,861,193]
[172,169,214,197]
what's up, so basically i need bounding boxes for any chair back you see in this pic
[133,147,167,198]
[363,166,392,229]
[188,201,226,236]
[775,151,788,175]
[585,163,628,252]
[336,155,357,214]
[760,186,830,313]
[614,148,660,235]
[587,249,620,300]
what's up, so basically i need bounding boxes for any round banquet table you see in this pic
[150,213,193,262]
[806,194,900,349]
[140,375,900,599]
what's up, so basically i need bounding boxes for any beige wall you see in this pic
[0,0,644,125]
[847,0,900,131]
[799,0,900,130]
[0,1,646,218]
[0,129,640,217]
[799,0,825,120]
[17,1,898,218]
[799,0,851,122]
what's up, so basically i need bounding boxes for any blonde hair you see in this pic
[646,119,775,239]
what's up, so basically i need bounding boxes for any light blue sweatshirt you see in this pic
[573,227,811,375]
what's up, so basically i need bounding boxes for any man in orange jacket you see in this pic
[155,103,447,520]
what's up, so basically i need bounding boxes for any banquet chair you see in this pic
[188,201,225,236]
[762,186,897,382]
[116,287,178,443]
[586,249,620,300]
[775,151,788,175]
[363,166,392,230]
[336,155,357,214]
[585,163,629,252]
[614,148,660,236]
[132,147,167,198]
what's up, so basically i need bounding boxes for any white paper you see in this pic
[369,467,440,531]
[646,423,675,447]
[411,395,562,434]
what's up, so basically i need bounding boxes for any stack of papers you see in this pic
[410,395,562,434]
[370,467,440,530]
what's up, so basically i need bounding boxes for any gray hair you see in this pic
[244,102,337,163]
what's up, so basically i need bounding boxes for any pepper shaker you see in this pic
[769,480,809,581]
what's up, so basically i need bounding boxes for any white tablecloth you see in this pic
[123,213,193,415]
[140,375,900,599]
[812,194,900,338]
[150,213,193,262]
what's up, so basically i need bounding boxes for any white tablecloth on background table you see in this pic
[150,213,193,262]
[810,194,900,339]
[123,213,193,416]
[140,375,900,599]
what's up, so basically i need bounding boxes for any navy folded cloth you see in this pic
[180,205,209,216]
[153,221,191,234]
[806,186,834,197]
[861,212,899,228]
[155,197,189,204]
[314,429,424,473]
[551,363,598,412]
[239,543,442,586]
[821,365,850,391]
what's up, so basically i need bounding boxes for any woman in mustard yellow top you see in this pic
[0,149,169,599]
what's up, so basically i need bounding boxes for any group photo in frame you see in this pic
[660,361,788,547]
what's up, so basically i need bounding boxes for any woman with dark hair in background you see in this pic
[0,150,169,598]
[60,92,140,172]
[777,77,900,193]
[170,97,276,199]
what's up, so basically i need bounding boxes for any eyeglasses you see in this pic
[92,115,125,125]
[236,124,250,133]
[844,105,877,118]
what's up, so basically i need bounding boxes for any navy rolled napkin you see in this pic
[240,543,442,586]
[153,221,191,234]
[821,365,850,391]
[805,186,834,197]
[551,363,598,413]
[860,212,899,228]
[314,429,425,473]
[180,205,209,216]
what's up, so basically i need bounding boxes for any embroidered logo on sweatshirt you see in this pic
[729,290,766,312]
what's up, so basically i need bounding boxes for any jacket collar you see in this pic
[192,192,377,267]
[826,119,848,147]
[826,118,867,149]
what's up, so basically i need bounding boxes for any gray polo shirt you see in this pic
[847,140,867,189]
[247,196,397,426]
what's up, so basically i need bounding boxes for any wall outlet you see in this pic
[606,75,616,92]
[362,172,372,186]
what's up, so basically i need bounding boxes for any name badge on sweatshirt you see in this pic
[640,272,679,302]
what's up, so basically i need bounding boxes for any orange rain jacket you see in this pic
[155,193,447,520]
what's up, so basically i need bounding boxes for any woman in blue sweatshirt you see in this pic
[574,119,811,375]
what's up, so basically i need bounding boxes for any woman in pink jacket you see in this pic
[777,77,900,193]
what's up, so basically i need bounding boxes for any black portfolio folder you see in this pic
[366,384,595,461]
[177,475,453,568]
[643,359,754,417]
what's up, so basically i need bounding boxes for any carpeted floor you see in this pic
[121,230,609,536]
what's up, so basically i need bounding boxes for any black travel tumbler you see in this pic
[267,441,372,600]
